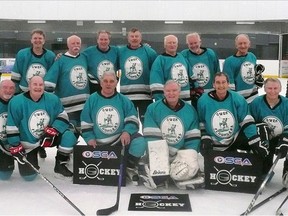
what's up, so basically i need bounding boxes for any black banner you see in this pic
[128,193,192,212]
[204,150,263,194]
[73,145,126,186]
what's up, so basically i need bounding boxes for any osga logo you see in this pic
[124,56,143,80]
[212,109,235,138]
[29,110,50,138]
[214,156,252,166]
[0,112,7,140]
[26,63,46,82]
[161,115,183,145]
[97,60,115,80]
[240,61,255,85]
[263,116,283,137]
[193,63,210,87]
[97,106,120,134]
[70,65,88,89]
[171,63,188,87]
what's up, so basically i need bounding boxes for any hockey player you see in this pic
[118,27,157,126]
[0,80,16,180]
[223,34,264,104]
[44,35,90,136]
[11,29,56,159]
[141,80,203,190]
[150,35,192,103]
[181,32,220,108]
[6,76,77,180]
[197,72,269,161]
[82,30,119,93]
[250,78,288,185]
[80,70,147,185]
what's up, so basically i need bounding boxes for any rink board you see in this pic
[204,150,263,194]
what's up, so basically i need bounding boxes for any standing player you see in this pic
[82,30,119,93]
[223,34,264,103]
[141,80,203,190]
[0,80,16,180]
[197,72,269,162]
[150,35,192,102]
[11,28,56,159]
[181,32,220,107]
[80,71,147,185]
[44,35,90,135]
[250,78,288,184]
[118,27,157,126]
[6,76,77,180]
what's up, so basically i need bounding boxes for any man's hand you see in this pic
[88,139,97,148]
[10,144,26,165]
[120,132,130,146]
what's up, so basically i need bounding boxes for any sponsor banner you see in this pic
[73,145,126,186]
[0,58,14,73]
[128,193,192,212]
[204,150,262,194]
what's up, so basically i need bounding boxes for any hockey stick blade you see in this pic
[276,195,288,216]
[240,187,287,215]
[23,157,85,216]
[96,146,125,216]
[241,154,282,216]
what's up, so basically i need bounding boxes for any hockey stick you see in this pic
[241,154,282,216]
[23,157,85,216]
[247,187,287,214]
[96,145,125,216]
[276,195,288,216]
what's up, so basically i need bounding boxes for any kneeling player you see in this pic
[141,80,204,190]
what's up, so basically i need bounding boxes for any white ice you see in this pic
[2,79,288,216]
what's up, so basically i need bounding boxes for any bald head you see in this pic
[0,79,15,101]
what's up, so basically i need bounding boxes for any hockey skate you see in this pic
[38,147,47,159]
[54,152,73,179]
[126,167,139,186]
[282,159,288,187]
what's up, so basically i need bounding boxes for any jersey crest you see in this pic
[171,63,188,87]
[70,65,88,90]
[0,112,8,140]
[124,56,143,80]
[26,63,46,82]
[240,61,255,85]
[97,60,115,80]
[29,110,50,138]
[161,115,184,145]
[97,106,120,134]
[212,109,235,138]
[263,116,283,137]
[193,63,210,87]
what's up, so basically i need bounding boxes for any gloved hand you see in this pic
[255,74,264,88]
[190,87,204,102]
[200,136,213,156]
[254,64,265,76]
[248,134,269,159]
[40,126,59,148]
[275,135,288,158]
[10,144,26,165]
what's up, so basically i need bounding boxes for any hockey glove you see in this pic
[10,144,26,165]
[275,135,288,158]
[40,126,59,148]
[200,136,213,156]
[255,74,264,88]
[248,134,269,159]
[190,87,204,103]
[254,64,265,76]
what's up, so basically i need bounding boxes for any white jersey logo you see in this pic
[161,115,184,145]
[29,110,50,139]
[97,60,115,80]
[124,56,143,80]
[171,63,188,87]
[26,63,46,82]
[70,65,88,90]
[0,112,8,141]
[240,61,255,85]
[212,109,235,138]
[97,106,120,134]
[193,63,210,87]
[263,116,283,137]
